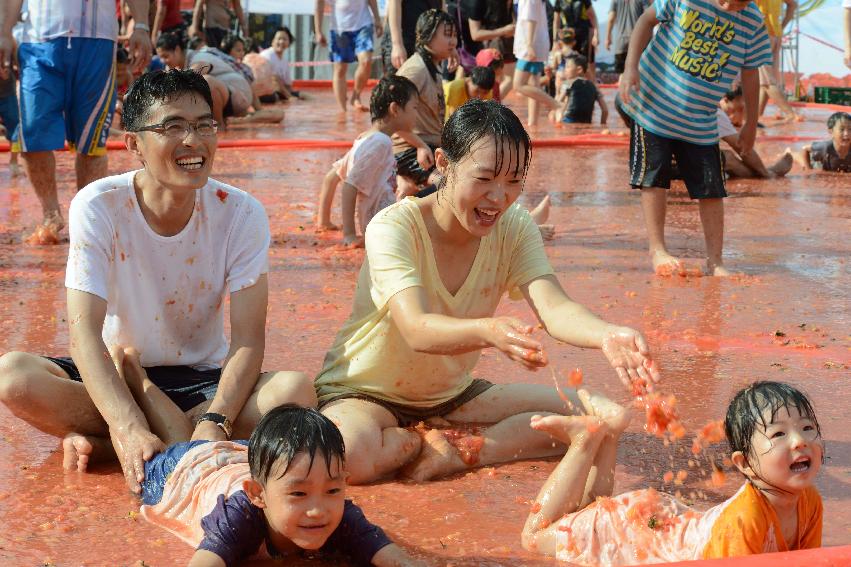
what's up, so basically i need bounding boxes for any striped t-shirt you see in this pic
[15,0,118,43]
[621,0,772,145]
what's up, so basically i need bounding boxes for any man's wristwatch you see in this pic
[133,22,151,33]
[198,412,233,439]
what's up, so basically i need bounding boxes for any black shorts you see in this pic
[204,27,227,51]
[614,51,628,74]
[395,144,438,186]
[44,356,221,413]
[628,120,727,199]
[574,31,596,64]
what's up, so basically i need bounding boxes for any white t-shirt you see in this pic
[717,108,737,139]
[259,47,293,88]
[334,131,397,231]
[514,0,550,63]
[15,0,118,43]
[328,0,373,33]
[66,171,270,369]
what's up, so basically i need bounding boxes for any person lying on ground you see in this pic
[0,69,315,494]
[315,100,660,486]
[522,381,823,564]
[794,111,851,173]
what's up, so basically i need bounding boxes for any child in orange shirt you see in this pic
[522,381,823,564]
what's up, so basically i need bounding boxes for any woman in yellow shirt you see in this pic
[315,99,660,484]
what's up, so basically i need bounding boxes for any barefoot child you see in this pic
[718,92,792,179]
[554,54,608,124]
[316,100,660,485]
[523,381,823,564]
[796,112,851,173]
[138,402,420,566]
[393,9,457,197]
[316,75,420,245]
[618,0,773,276]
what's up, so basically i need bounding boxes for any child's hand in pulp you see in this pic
[485,317,548,370]
[601,326,660,394]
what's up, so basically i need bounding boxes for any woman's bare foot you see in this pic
[706,262,734,277]
[530,194,551,225]
[651,249,683,276]
[768,150,794,178]
[316,221,340,232]
[351,97,369,113]
[62,433,113,472]
[400,428,467,482]
[530,414,607,445]
[576,389,631,434]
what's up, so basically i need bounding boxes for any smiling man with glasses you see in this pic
[0,69,317,494]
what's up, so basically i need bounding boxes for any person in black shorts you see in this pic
[553,0,599,82]
[382,0,442,74]
[465,0,516,98]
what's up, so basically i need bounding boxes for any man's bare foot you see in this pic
[652,250,683,276]
[351,98,369,113]
[530,194,551,225]
[25,212,65,245]
[706,262,734,277]
[62,433,113,472]
[400,428,466,482]
[529,414,607,445]
[768,150,793,178]
[316,222,340,232]
[576,389,631,434]
[537,224,555,241]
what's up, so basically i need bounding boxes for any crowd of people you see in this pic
[0,0,843,565]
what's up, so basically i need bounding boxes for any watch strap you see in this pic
[198,412,233,439]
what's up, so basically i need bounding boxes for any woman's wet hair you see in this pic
[827,111,851,131]
[156,31,186,52]
[123,69,214,132]
[441,99,532,182]
[248,404,346,485]
[220,33,245,55]
[370,74,418,122]
[415,9,456,48]
[725,381,822,479]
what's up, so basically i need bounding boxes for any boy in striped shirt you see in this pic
[617,0,772,276]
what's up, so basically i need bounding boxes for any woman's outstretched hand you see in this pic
[485,317,548,371]
[601,326,660,394]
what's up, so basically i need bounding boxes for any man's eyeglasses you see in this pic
[132,118,218,138]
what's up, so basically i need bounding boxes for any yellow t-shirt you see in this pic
[443,78,494,121]
[315,198,554,407]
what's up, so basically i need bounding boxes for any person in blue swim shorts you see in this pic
[314,0,383,113]
[0,0,152,238]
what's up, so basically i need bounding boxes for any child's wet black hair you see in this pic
[565,53,588,73]
[248,404,346,485]
[723,86,743,101]
[415,9,456,49]
[156,31,186,52]
[441,99,531,182]
[470,66,496,91]
[123,69,214,131]
[827,111,851,131]
[725,381,822,474]
[220,33,245,55]
[370,74,419,122]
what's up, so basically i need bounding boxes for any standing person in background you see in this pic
[465,0,516,98]
[755,0,798,122]
[514,0,559,127]
[845,0,851,68]
[0,0,152,238]
[315,0,383,112]
[383,0,444,74]
[189,0,247,52]
[553,0,599,82]
[606,0,646,80]
[152,0,187,44]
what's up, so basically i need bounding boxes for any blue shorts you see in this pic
[15,38,116,155]
[516,59,544,74]
[0,93,18,141]
[330,25,374,64]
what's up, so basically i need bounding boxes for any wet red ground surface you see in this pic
[0,88,849,565]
